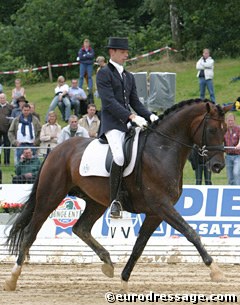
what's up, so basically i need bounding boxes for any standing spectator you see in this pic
[0,93,13,165]
[78,38,94,91]
[11,96,27,118]
[40,111,61,156]
[12,148,41,184]
[68,79,87,117]
[188,145,212,185]
[78,103,100,138]
[11,79,26,107]
[224,113,240,185]
[45,75,71,122]
[8,103,41,162]
[96,37,158,218]
[94,56,106,98]
[196,48,215,103]
[58,115,89,144]
[29,103,41,121]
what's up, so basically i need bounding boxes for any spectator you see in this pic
[0,93,13,165]
[188,145,212,185]
[78,103,100,138]
[11,79,26,108]
[8,103,41,162]
[95,56,106,98]
[224,113,240,185]
[11,96,27,118]
[29,103,41,121]
[40,111,61,156]
[12,148,41,184]
[45,75,71,122]
[78,38,94,92]
[58,115,89,144]
[68,79,87,117]
[196,48,215,103]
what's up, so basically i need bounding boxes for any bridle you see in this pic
[147,112,225,158]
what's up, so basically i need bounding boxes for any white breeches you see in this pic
[105,129,125,166]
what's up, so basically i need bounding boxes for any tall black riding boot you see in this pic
[109,162,123,218]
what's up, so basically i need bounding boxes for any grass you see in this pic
[1,57,240,184]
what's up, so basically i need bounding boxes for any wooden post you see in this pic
[48,62,53,82]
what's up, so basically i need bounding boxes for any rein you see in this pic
[146,113,225,157]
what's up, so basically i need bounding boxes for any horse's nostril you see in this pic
[212,163,224,173]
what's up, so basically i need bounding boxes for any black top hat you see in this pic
[106,37,129,50]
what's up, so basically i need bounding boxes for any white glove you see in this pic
[150,114,159,122]
[132,115,148,129]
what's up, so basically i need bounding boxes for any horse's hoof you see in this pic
[210,262,226,282]
[119,279,128,293]
[3,279,17,291]
[210,270,226,282]
[101,263,114,278]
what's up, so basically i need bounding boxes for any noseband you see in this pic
[192,113,225,157]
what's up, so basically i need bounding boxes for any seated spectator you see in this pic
[67,79,87,117]
[40,111,61,156]
[58,115,89,144]
[188,144,212,185]
[11,79,26,108]
[11,96,27,118]
[8,103,41,162]
[12,148,41,184]
[78,103,100,138]
[45,75,71,122]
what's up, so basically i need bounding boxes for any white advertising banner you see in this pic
[0,185,240,263]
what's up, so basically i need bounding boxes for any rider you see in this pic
[96,37,158,218]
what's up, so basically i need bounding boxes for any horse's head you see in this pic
[191,102,232,173]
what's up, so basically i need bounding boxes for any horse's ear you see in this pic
[206,102,211,113]
[222,102,235,113]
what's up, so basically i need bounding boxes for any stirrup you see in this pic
[109,200,123,219]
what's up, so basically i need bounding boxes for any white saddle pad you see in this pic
[80,127,141,177]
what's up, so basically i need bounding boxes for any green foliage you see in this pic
[0,0,240,82]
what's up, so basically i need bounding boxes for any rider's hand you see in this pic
[150,114,159,122]
[131,115,148,129]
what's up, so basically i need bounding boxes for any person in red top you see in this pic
[224,113,240,185]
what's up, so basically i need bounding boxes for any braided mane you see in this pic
[158,98,223,121]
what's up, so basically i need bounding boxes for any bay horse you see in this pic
[4,99,231,292]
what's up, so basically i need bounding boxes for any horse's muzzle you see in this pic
[211,161,225,173]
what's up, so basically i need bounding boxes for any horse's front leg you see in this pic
[121,215,161,292]
[160,203,225,282]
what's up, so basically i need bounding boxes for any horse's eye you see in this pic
[208,127,217,134]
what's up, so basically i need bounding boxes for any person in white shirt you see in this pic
[8,103,41,162]
[196,48,215,103]
[58,115,89,144]
[68,79,87,117]
[45,75,71,122]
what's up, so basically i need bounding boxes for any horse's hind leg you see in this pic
[121,215,161,292]
[72,199,114,277]
[161,203,225,282]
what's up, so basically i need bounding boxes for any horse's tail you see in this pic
[5,158,46,255]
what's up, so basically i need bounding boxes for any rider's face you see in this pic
[110,49,128,65]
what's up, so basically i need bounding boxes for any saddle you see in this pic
[100,128,136,173]
[79,127,141,178]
